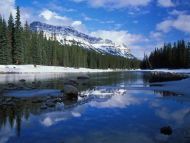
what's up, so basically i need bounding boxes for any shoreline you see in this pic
[0,65,126,74]
[1,65,190,74]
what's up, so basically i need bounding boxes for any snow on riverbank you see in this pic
[0,65,117,73]
[1,65,190,74]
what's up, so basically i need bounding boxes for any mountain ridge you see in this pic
[30,21,135,59]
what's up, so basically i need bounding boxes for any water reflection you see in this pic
[0,72,190,143]
[88,89,141,108]
[40,105,84,127]
[149,98,190,124]
[154,90,182,97]
[0,123,15,143]
[65,131,156,143]
[0,94,81,136]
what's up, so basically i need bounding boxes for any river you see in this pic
[0,71,189,143]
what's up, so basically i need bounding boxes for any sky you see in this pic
[0,0,190,59]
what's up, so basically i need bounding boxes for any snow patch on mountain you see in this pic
[30,21,135,59]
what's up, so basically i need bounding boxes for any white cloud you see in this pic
[173,15,190,33]
[72,20,82,26]
[39,9,88,33]
[91,30,148,45]
[0,0,16,20]
[169,9,186,16]
[100,20,115,24]
[156,20,173,33]
[0,0,35,24]
[47,2,76,13]
[72,0,152,9]
[150,31,162,40]
[71,20,87,32]
[40,9,56,20]
[157,0,175,7]
[81,13,93,21]
[156,14,190,33]
[81,13,116,26]
[0,5,86,33]
[128,7,150,16]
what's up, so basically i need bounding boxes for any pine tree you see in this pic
[31,32,39,65]
[7,13,14,64]
[22,21,31,64]
[52,33,58,66]
[13,6,23,64]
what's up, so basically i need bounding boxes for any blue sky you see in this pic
[0,0,190,59]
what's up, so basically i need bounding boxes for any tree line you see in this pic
[141,40,190,69]
[0,7,140,69]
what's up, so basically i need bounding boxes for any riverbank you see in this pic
[0,65,118,73]
[1,65,190,74]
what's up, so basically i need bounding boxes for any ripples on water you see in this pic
[0,72,190,143]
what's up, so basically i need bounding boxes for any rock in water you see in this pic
[160,126,172,135]
[62,85,78,100]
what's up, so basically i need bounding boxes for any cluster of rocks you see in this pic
[3,79,42,91]
[0,75,90,111]
[0,97,18,107]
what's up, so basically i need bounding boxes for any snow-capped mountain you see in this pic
[30,21,135,59]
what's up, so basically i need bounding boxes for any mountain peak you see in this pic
[30,21,135,59]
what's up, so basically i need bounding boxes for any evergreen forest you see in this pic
[141,40,190,69]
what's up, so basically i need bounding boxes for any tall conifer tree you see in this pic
[7,13,14,64]
[13,6,23,64]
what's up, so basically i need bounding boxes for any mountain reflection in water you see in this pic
[0,72,190,143]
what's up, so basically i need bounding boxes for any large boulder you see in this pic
[61,85,78,100]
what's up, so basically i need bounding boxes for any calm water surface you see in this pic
[0,72,190,143]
